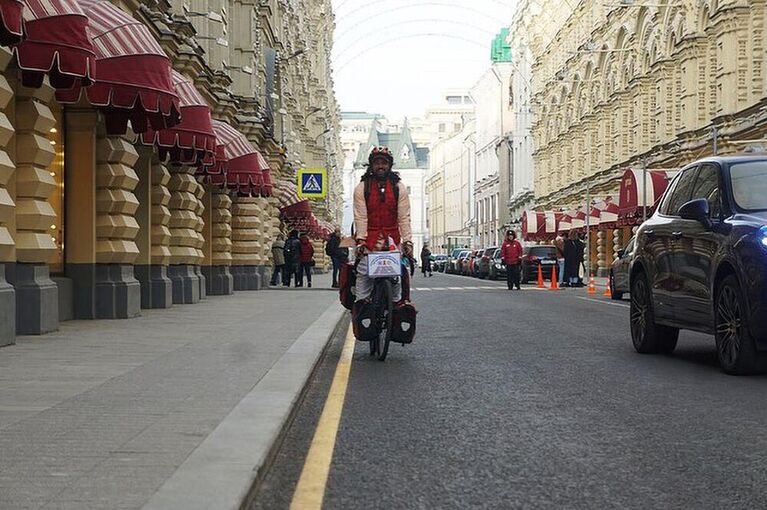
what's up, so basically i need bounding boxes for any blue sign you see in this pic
[297,168,327,199]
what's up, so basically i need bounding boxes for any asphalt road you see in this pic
[252,272,767,509]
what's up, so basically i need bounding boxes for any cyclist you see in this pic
[352,146,413,304]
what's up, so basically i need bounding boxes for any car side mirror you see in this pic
[617,249,625,258]
[679,198,712,229]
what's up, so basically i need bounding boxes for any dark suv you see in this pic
[630,156,767,374]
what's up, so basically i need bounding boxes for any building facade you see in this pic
[530,0,766,274]
[426,118,475,254]
[0,0,342,346]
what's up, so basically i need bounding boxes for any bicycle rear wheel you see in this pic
[375,279,394,361]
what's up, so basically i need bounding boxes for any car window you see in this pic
[689,163,722,218]
[657,173,680,215]
[625,237,635,253]
[730,160,767,211]
[484,248,496,256]
[664,167,698,216]
[529,247,557,258]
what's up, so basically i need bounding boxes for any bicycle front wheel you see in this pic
[375,279,394,361]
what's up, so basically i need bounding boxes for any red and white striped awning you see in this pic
[275,179,301,209]
[558,211,573,233]
[594,198,619,228]
[55,0,179,135]
[257,151,272,197]
[571,207,586,231]
[141,70,215,166]
[211,120,264,197]
[521,210,545,241]
[14,0,95,89]
[544,211,561,238]
[0,0,23,46]
[618,168,678,225]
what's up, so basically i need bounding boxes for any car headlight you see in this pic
[759,226,767,248]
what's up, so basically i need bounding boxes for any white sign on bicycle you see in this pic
[368,251,402,278]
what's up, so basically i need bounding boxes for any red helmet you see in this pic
[368,146,394,166]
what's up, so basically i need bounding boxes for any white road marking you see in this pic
[447,287,463,290]
[575,296,629,308]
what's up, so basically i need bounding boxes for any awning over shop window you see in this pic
[558,211,573,233]
[596,198,619,228]
[281,199,312,219]
[257,151,272,197]
[275,179,301,209]
[521,210,545,241]
[211,120,264,197]
[55,0,179,135]
[618,168,677,225]
[15,0,95,89]
[571,208,586,231]
[141,70,215,166]
[544,211,561,238]
[0,0,23,46]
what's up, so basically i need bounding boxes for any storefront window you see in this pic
[47,105,64,274]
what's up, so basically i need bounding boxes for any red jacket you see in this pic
[501,239,523,265]
[300,238,314,263]
[364,178,400,250]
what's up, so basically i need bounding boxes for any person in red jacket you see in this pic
[298,233,315,288]
[501,230,523,290]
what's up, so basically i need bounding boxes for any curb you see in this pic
[141,303,348,510]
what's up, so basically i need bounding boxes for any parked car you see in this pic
[462,250,479,276]
[630,156,767,374]
[477,247,499,279]
[609,237,635,300]
[455,250,470,275]
[520,245,558,283]
[433,254,448,272]
[489,248,506,280]
[446,248,464,274]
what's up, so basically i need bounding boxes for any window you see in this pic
[438,123,446,133]
[664,167,698,216]
[730,160,767,211]
[446,96,462,105]
[689,163,722,217]
[454,123,461,132]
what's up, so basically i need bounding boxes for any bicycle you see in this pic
[365,250,409,361]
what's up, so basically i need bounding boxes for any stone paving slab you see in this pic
[0,272,344,510]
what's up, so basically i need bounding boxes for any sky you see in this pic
[331,0,517,120]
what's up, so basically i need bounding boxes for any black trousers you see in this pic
[506,263,521,289]
[283,262,299,286]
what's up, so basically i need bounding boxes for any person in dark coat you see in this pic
[563,236,579,287]
[326,228,343,288]
[420,244,432,277]
[574,234,586,286]
[283,229,302,287]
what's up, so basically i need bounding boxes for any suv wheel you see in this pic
[630,272,678,354]
[715,275,763,375]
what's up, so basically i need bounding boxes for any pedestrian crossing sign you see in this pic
[297,168,327,199]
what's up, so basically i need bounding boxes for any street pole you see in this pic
[642,159,647,222]
[586,181,591,280]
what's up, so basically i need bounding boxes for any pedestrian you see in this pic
[420,243,433,277]
[326,227,343,288]
[563,234,580,287]
[283,229,302,287]
[575,233,586,286]
[554,232,566,285]
[298,233,315,288]
[501,230,523,290]
[269,233,285,286]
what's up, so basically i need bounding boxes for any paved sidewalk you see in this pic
[0,272,344,509]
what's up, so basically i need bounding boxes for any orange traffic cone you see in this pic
[588,275,597,294]
[549,264,560,290]
[604,276,613,297]
[536,264,545,289]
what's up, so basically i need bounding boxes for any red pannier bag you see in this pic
[391,301,417,344]
[339,262,356,310]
